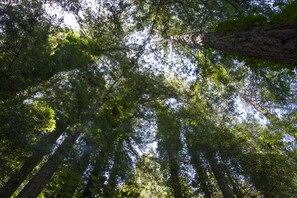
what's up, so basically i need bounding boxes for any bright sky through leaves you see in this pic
[0,1,296,197]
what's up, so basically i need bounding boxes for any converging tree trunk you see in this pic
[0,123,65,198]
[172,24,297,66]
[104,138,125,198]
[167,152,183,198]
[204,151,235,198]
[81,163,107,198]
[190,152,212,198]
[17,133,80,198]
[81,147,111,197]
[57,152,91,197]
[240,95,296,137]
[224,164,244,198]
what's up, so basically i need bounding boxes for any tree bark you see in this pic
[81,164,104,198]
[104,138,125,198]
[81,143,115,197]
[204,152,234,198]
[191,153,212,198]
[239,95,268,115]
[224,164,244,198]
[240,95,296,137]
[0,123,65,198]
[167,151,183,198]
[16,132,79,198]
[172,24,297,67]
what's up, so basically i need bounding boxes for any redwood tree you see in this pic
[172,23,297,67]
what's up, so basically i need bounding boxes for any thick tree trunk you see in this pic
[0,123,65,198]
[172,24,297,66]
[204,152,234,198]
[0,152,47,198]
[16,132,79,198]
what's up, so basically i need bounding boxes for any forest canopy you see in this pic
[0,0,296,197]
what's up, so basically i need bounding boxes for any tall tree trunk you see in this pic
[0,123,65,198]
[219,154,244,198]
[240,95,296,137]
[224,165,244,198]
[81,148,110,197]
[16,132,79,198]
[81,164,104,198]
[167,151,183,198]
[172,24,297,66]
[191,152,212,198]
[104,138,125,198]
[57,151,91,197]
[204,151,234,198]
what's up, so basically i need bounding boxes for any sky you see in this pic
[43,0,283,151]
[44,3,80,30]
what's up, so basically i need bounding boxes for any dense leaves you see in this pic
[0,0,296,198]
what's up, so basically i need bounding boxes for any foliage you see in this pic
[270,2,297,24]
[215,2,297,32]
[215,14,267,32]
[115,153,172,198]
[0,0,296,198]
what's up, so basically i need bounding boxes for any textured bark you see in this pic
[204,152,234,198]
[173,24,297,66]
[171,33,205,47]
[240,95,268,115]
[17,133,79,198]
[0,123,65,198]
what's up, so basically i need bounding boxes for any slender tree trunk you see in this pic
[191,153,212,198]
[172,24,297,66]
[81,151,110,197]
[204,152,234,198]
[224,165,244,198]
[0,123,65,198]
[81,164,103,198]
[167,151,183,198]
[219,153,244,198]
[81,166,98,197]
[57,152,91,197]
[16,132,79,198]
[104,138,125,198]
[240,95,268,115]
[81,142,114,197]
[240,95,296,137]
